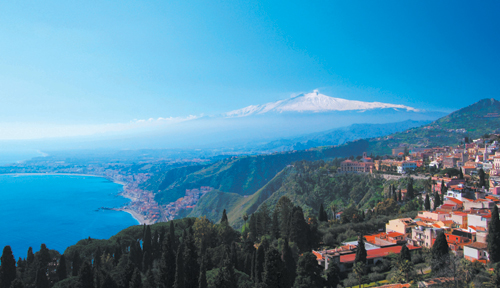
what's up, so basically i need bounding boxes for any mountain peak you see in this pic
[224,90,419,118]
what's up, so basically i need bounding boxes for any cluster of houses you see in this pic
[161,186,214,220]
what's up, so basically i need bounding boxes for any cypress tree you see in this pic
[35,267,49,288]
[459,167,464,179]
[355,235,367,264]
[26,247,34,266]
[289,206,309,252]
[440,180,446,195]
[143,225,152,271]
[183,230,199,288]
[94,247,102,268]
[406,177,414,200]
[199,258,207,288]
[488,205,500,262]
[243,253,252,276]
[254,242,266,283]
[229,242,238,271]
[479,169,486,188]
[248,213,257,240]
[319,204,326,222]
[259,203,272,236]
[398,189,402,202]
[400,244,411,262]
[263,248,284,288]
[424,194,431,210]
[0,245,16,288]
[101,270,118,288]
[169,221,178,252]
[434,192,441,210]
[326,262,340,288]
[277,196,293,240]
[221,209,228,224]
[72,252,81,276]
[158,235,176,288]
[78,262,94,288]
[38,244,51,270]
[129,268,142,288]
[431,231,449,273]
[9,279,25,288]
[293,253,324,288]
[393,190,398,202]
[173,244,185,288]
[281,239,296,287]
[271,208,281,239]
[57,254,67,281]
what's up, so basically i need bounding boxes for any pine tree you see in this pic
[78,262,94,288]
[424,194,431,210]
[221,209,228,224]
[355,235,367,264]
[57,254,67,281]
[431,231,449,273]
[0,245,16,288]
[488,205,500,262]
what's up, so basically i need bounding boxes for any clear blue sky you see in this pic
[0,1,499,139]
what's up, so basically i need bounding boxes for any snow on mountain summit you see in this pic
[225,90,419,117]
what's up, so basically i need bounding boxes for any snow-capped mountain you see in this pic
[225,90,418,117]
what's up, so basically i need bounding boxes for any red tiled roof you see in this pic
[447,198,463,205]
[466,242,488,250]
[387,232,404,238]
[340,245,420,263]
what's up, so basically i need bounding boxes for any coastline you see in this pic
[2,172,155,225]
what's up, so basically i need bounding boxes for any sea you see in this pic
[0,174,139,259]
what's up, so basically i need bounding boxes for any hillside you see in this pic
[151,140,370,204]
[366,98,500,155]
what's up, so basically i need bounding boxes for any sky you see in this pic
[0,1,499,140]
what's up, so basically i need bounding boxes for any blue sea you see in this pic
[0,174,139,259]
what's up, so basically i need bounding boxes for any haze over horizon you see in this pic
[1,1,499,143]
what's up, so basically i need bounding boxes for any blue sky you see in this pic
[0,1,499,139]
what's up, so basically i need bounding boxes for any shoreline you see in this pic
[115,208,154,225]
[2,172,128,186]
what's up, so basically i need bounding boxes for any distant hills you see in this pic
[143,98,500,227]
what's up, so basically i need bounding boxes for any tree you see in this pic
[431,231,449,273]
[57,254,67,281]
[488,205,500,262]
[355,235,367,265]
[326,262,340,288]
[1,246,16,288]
[173,243,185,288]
[433,192,441,210]
[440,180,446,195]
[271,208,281,239]
[159,235,176,288]
[400,244,411,262]
[293,253,324,288]
[78,262,94,288]
[289,206,309,252]
[35,267,49,288]
[459,167,464,179]
[144,270,156,288]
[26,247,34,266]
[318,204,327,222]
[353,262,365,288]
[398,189,402,202]
[479,168,486,188]
[9,279,25,288]
[129,268,142,288]
[281,239,296,287]
[183,231,199,288]
[143,225,153,271]
[198,258,207,288]
[221,209,228,224]
[263,248,285,288]
[406,177,414,200]
[424,194,431,210]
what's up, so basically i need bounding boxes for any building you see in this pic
[397,161,417,174]
[385,218,416,238]
[339,153,374,173]
[464,242,489,263]
[408,225,443,248]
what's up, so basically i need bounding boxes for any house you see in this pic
[464,242,489,263]
[397,161,417,174]
[408,225,443,248]
[386,218,416,238]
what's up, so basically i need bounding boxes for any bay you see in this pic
[0,174,139,259]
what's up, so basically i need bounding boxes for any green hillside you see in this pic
[151,140,370,204]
